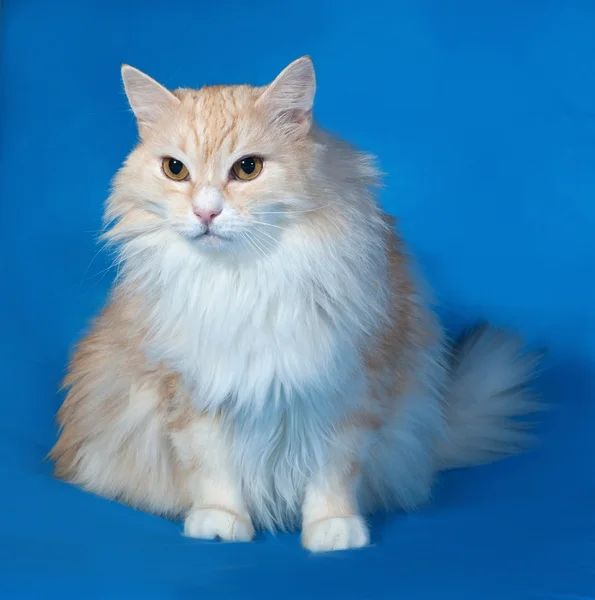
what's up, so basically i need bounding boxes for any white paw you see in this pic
[302,516,370,552]
[184,507,255,542]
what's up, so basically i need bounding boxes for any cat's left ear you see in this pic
[121,65,180,137]
[257,56,316,134]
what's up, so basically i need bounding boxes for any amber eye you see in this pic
[231,156,263,181]
[162,157,189,181]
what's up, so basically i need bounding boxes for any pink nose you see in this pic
[193,208,221,225]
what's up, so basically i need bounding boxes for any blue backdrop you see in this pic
[1,1,594,598]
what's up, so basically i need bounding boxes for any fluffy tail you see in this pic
[438,323,543,471]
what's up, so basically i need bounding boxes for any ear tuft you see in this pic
[257,56,316,133]
[121,65,180,135]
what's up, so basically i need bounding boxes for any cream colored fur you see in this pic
[50,57,540,552]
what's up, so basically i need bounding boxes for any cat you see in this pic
[50,57,540,552]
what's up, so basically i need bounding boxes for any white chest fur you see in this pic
[146,244,359,412]
[129,235,378,527]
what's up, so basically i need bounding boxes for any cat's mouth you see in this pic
[201,228,226,239]
[192,228,232,245]
[177,223,233,249]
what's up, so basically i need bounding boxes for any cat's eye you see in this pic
[162,157,189,181]
[231,156,263,181]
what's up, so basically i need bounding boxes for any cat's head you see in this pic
[107,57,325,260]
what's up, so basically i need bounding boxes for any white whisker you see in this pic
[250,220,287,232]
[78,244,108,284]
[251,226,279,247]
[240,231,267,262]
[251,202,336,216]
[246,231,272,261]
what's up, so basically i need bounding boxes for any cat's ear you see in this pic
[257,56,316,134]
[121,65,180,136]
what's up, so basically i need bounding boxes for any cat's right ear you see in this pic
[121,65,180,137]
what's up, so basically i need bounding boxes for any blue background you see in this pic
[1,1,594,598]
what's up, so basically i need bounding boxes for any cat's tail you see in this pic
[437,323,544,471]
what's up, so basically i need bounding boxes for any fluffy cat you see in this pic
[50,57,540,552]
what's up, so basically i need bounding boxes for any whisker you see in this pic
[240,231,267,262]
[252,227,312,289]
[250,220,287,232]
[76,262,116,293]
[251,226,279,247]
[114,256,123,282]
[246,231,272,262]
[78,243,108,285]
[101,222,165,245]
[249,230,314,292]
[251,202,336,216]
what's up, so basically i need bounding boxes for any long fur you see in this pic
[50,58,540,551]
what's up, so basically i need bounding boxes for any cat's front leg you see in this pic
[169,407,254,542]
[301,412,376,552]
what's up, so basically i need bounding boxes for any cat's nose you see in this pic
[193,208,222,226]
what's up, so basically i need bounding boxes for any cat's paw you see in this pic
[302,516,370,552]
[184,507,255,542]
